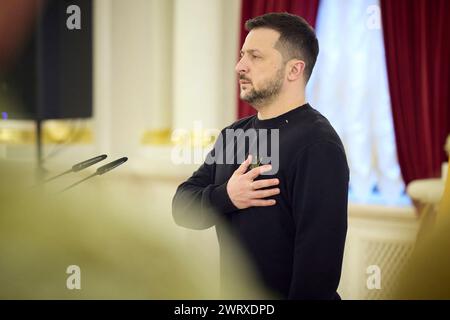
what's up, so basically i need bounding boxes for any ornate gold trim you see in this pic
[141,128,218,147]
[0,121,93,144]
[140,128,173,145]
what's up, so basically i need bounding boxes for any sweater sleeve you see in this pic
[288,142,349,299]
[172,137,238,230]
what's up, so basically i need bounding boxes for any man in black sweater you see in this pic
[172,13,349,300]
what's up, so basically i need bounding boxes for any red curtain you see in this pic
[381,0,450,185]
[237,0,320,119]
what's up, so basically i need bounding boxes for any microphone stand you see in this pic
[60,172,97,192]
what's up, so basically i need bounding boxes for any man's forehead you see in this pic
[242,28,280,52]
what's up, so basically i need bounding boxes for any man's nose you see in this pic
[235,57,249,75]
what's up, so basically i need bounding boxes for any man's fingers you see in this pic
[235,155,252,175]
[251,178,279,190]
[252,188,280,199]
[246,164,272,179]
[249,199,277,207]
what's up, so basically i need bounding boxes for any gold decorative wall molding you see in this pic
[140,128,172,146]
[141,128,218,147]
[0,120,93,144]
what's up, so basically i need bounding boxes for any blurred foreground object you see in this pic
[438,135,450,221]
[0,0,42,70]
[407,135,450,236]
[0,160,267,299]
[394,145,450,299]
[393,216,450,299]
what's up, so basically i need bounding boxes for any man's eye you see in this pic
[252,55,260,59]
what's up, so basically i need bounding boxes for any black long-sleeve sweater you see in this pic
[172,103,349,299]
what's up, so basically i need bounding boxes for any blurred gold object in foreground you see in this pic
[393,215,450,299]
[0,160,268,299]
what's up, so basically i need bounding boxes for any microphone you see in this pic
[60,157,128,192]
[41,154,108,183]
[96,157,128,175]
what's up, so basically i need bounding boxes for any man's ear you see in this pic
[286,60,305,82]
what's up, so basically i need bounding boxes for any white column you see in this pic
[172,0,224,132]
[93,0,112,155]
[109,0,156,157]
[147,0,173,131]
[221,0,241,126]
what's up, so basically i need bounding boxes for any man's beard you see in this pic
[240,67,284,107]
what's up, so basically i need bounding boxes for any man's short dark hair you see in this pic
[245,12,319,83]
